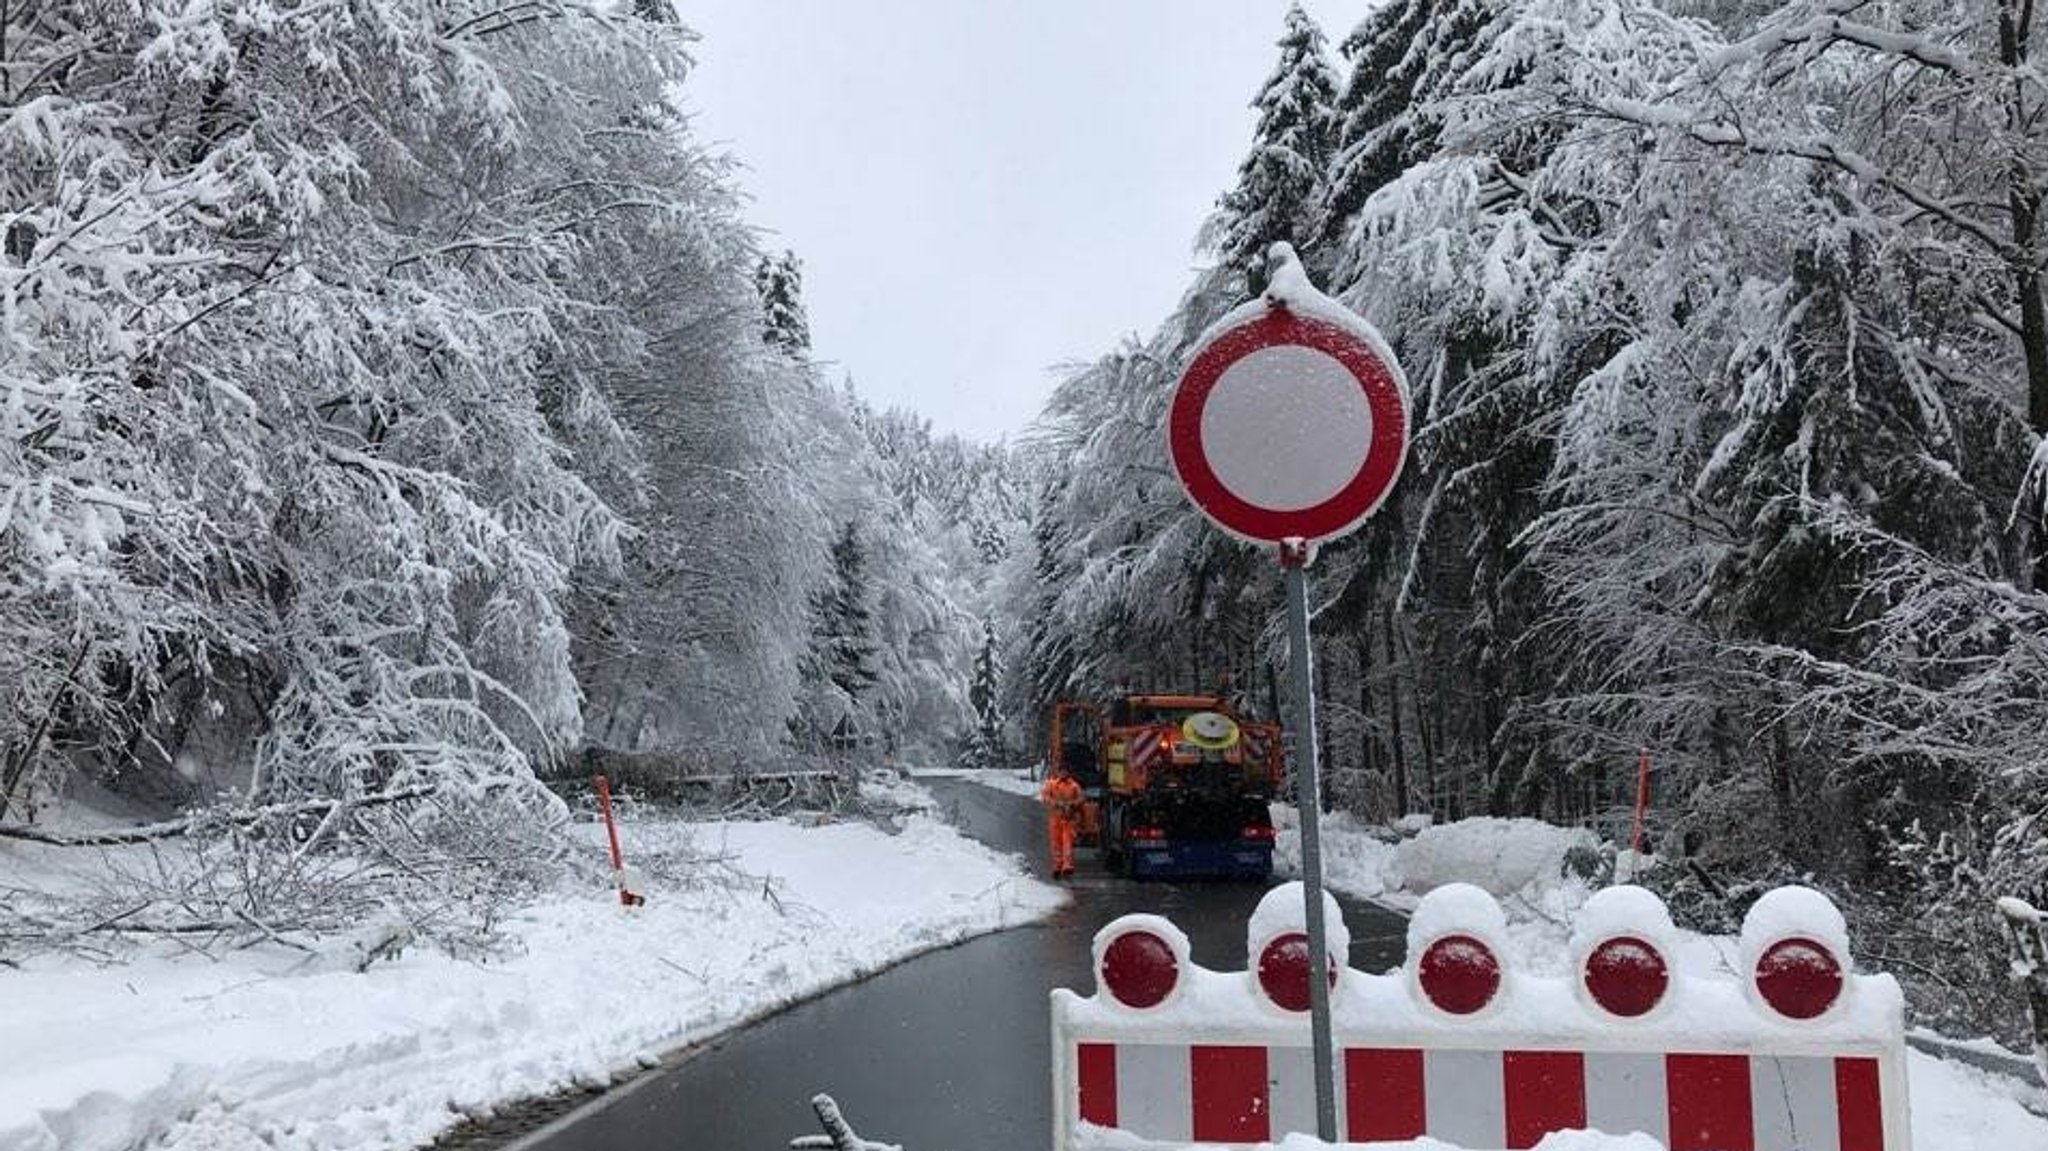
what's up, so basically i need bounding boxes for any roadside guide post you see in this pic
[1166,242,1409,1141]
[593,773,645,907]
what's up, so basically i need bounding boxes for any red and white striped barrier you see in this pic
[1050,884,1910,1150]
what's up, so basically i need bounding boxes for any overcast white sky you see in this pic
[677,1,1372,443]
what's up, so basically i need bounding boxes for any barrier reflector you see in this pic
[1190,1045,1267,1143]
[1129,729,1163,770]
[1668,1053,1755,1151]
[1505,1051,1587,1148]
[1345,1047,1425,1142]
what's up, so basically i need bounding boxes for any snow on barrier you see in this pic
[1049,883,1909,1151]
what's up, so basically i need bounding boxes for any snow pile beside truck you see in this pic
[1393,817,1600,899]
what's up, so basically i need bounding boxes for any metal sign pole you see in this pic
[1281,539,1338,1142]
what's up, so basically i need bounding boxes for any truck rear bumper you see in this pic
[1128,841,1273,880]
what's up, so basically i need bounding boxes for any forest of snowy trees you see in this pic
[5,0,2044,1044]
[0,0,1026,943]
[1009,1,2048,1035]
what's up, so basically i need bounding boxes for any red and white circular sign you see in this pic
[1168,306,1408,546]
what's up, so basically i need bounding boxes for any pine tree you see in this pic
[1320,0,1494,246]
[756,250,812,355]
[965,620,1007,769]
[1207,3,1340,291]
[819,522,879,702]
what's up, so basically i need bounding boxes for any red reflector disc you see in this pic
[1418,934,1500,1015]
[1755,937,1842,1020]
[1101,930,1179,1009]
[1583,935,1669,1017]
[1257,931,1337,1012]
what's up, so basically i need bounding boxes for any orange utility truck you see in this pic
[1047,693,1282,879]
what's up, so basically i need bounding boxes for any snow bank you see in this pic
[1393,817,1598,899]
[1272,806,1401,903]
[0,808,1064,1151]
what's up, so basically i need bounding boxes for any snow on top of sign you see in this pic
[1247,881,1352,959]
[1567,884,1680,958]
[1738,884,1852,969]
[1094,912,1191,972]
[1182,243,1410,416]
[1407,881,1511,957]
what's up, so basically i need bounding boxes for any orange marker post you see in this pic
[593,773,643,906]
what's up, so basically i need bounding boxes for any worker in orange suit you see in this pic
[1040,761,1085,879]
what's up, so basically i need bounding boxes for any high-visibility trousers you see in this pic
[1048,816,1077,873]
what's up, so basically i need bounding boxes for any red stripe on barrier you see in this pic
[1345,1047,1426,1143]
[1666,1054,1755,1151]
[1077,1043,1117,1128]
[1191,1045,1269,1144]
[1836,1057,1885,1151]
[1504,1050,1587,1148]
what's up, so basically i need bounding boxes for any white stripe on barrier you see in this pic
[1267,1044,1320,1137]
[1425,1048,1506,1149]
[1584,1050,1668,1145]
[1119,1043,1191,1143]
[1751,1053,1841,1151]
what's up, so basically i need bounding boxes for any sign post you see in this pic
[1167,243,1409,1141]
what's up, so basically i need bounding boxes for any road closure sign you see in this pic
[1168,289,1408,547]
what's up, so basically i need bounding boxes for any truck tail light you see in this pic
[1241,824,1276,841]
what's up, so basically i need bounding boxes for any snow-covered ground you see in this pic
[0,780,1064,1151]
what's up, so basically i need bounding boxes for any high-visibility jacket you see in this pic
[1040,775,1085,820]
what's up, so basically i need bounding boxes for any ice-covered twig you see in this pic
[788,1093,902,1151]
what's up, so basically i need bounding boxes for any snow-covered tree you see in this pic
[1206,4,1341,290]
[757,250,812,356]
[964,620,1007,769]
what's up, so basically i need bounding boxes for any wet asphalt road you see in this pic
[504,778,1409,1151]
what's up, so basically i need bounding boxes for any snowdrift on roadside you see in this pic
[0,811,1064,1151]
[1393,816,1598,899]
